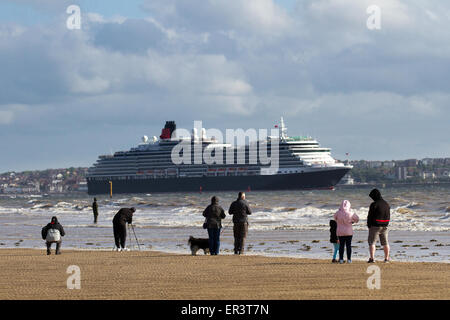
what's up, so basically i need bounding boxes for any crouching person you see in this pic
[41,216,65,255]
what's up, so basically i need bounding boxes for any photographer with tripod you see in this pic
[112,207,136,252]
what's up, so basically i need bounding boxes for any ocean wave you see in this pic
[405,202,423,209]
[31,203,53,209]
[395,208,415,215]
[0,190,448,233]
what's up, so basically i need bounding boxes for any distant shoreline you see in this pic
[1,181,449,197]
[337,181,450,189]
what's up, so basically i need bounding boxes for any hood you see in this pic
[329,219,337,228]
[51,216,58,224]
[211,196,219,205]
[339,200,352,214]
[369,189,382,201]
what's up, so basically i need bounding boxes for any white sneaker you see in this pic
[122,248,130,252]
[118,247,122,252]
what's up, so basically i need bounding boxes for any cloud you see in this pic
[141,0,293,35]
[0,0,449,171]
[0,110,14,125]
[0,104,29,125]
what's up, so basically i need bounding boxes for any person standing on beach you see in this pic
[367,189,391,263]
[41,216,65,255]
[334,200,359,264]
[92,198,98,223]
[229,192,252,255]
[112,207,135,252]
[329,219,339,263]
[203,196,226,255]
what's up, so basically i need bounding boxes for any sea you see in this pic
[0,184,449,262]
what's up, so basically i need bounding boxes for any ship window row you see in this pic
[97,149,314,164]
[112,147,304,158]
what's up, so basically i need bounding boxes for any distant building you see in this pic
[402,159,418,167]
[383,161,395,168]
[421,158,434,166]
[421,172,436,179]
[76,181,88,192]
[396,167,408,180]
[369,161,383,168]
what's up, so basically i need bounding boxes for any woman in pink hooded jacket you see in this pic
[333,200,359,263]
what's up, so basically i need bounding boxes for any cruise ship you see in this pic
[86,118,352,194]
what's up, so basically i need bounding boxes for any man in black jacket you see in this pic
[92,198,98,223]
[228,192,252,255]
[112,207,135,251]
[367,189,391,263]
[41,216,65,255]
[203,196,226,255]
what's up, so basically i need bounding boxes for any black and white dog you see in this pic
[188,236,210,255]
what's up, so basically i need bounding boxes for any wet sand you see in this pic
[0,249,448,300]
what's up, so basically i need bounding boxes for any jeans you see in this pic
[338,235,353,261]
[207,228,221,255]
[332,243,339,260]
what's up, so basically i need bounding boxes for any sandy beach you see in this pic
[0,249,448,300]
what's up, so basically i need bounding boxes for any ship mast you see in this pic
[280,117,287,141]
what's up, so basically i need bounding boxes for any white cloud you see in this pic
[0,104,29,125]
[0,110,14,125]
[0,0,450,170]
[142,0,292,35]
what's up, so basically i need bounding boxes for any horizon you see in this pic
[1,1,449,172]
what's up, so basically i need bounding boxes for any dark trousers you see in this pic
[46,241,61,254]
[233,222,248,254]
[207,228,221,255]
[113,223,127,248]
[338,235,353,261]
[94,214,98,223]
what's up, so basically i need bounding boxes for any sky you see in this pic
[0,0,449,172]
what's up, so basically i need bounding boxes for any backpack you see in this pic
[46,228,61,242]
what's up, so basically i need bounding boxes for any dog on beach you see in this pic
[188,236,210,255]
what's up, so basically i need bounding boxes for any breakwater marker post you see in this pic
[109,181,113,198]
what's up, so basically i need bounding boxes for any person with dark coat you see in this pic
[329,219,339,263]
[41,216,65,255]
[112,207,135,251]
[203,196,226,255]
[92,198,98,223]
[228,192,252,255]
[367,189,391,263]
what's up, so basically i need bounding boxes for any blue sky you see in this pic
[0,1,146,24]
[0,0,297,24]
[0,0,449,172]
